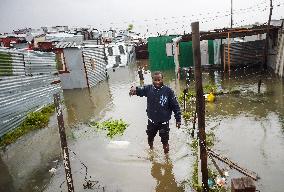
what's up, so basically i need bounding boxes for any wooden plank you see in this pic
[207,148,259,181]
[192,21,209,192]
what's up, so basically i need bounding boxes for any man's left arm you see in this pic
[169,89,181,128]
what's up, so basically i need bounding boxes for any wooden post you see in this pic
[258,79,262,93]
[263,0,273,69]
[228,32,231,77]
[82,52,90,89]
[54,93,75,192]
[191,21,209,192]
[223,44,226,72]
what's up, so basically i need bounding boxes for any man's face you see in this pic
[152,74,163,88]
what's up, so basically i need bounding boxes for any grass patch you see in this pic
[0,104,55,148]
[90,119,129,139]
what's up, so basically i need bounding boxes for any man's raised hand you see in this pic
[129,86,136,96]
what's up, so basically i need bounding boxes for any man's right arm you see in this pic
[129,85,149,97]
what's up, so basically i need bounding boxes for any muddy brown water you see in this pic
[0,60,284,192]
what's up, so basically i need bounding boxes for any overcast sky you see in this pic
[0,0,283,34]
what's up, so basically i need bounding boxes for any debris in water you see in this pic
[224,171,229,177]
[216,177,226,187]
[49,168,57,174]
[208,178,215,188]
[107,141,130,149]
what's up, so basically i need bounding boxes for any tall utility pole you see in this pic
[231,0,233,28]
[263,0,273,69]
[191,21,209,192]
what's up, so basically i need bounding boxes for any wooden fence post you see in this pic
[191,21,209,192]
[54,93,75,192]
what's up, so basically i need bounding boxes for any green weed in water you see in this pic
[178,89,196,105]
[182,111,193,121]
[0,104,55,148]
[90,119,129,139]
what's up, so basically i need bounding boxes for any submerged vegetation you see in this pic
[189,131,228,191]
[204,84,218,94]
[90,119,129,139]
[177,82,228,191]
[0,104,55,148]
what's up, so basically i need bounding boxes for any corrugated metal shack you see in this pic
[0,48,61,137]
[181,23,282,71]
[55,42,107,89]
[148,36,216,71]
[275,24,284,77]
[268,20,284,77]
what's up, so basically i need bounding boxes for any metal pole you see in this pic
[191,21,209,192]
[54,93,75,192]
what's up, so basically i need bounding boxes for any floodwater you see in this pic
[0,60,284,192]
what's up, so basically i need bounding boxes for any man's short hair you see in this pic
[152,71,163,78]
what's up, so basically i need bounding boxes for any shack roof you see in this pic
[54,41,78,49]
[181,24,282,42]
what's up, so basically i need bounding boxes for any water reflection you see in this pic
[201,69,284,119]
[0,157,14,192]
[63,81,112,125]
[150,157,184,192]
[0,120,61,192]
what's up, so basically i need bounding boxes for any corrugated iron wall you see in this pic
[0,48,61,137]
[0,50,25,76]
[82,47,107,88]
[148,36,216,70]
[275,28,284,77]
[148,36,177,71]
[223,40,265,67]
[22,51,58,76]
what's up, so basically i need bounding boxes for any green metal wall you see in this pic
[148,36,176,71]
[148,37,215,71]
[179,41,193,67]
[208,40,214,64]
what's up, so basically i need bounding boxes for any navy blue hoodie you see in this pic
[136,84,181,123]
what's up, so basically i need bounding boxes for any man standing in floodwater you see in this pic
[129,71,181,154]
